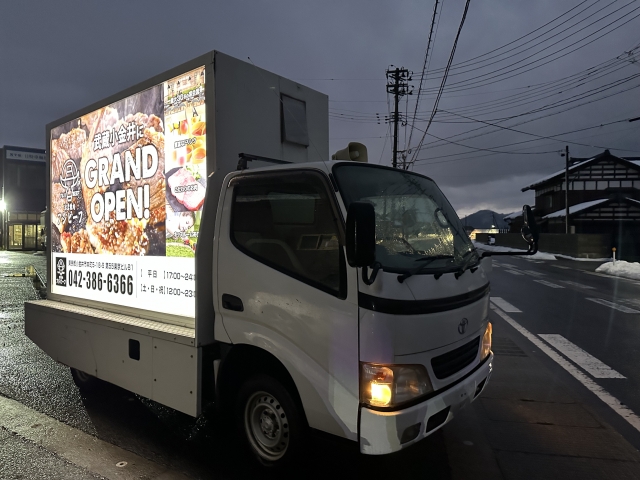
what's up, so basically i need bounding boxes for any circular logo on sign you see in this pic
[60,159,80,192]
[458,318,469,335]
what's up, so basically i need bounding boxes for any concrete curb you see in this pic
[0,394,191,479]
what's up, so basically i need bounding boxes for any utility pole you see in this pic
[565,145,570,234]
[385,67,412,169]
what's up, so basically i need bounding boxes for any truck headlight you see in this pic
[481,322,492,359]
[361,363,433,408]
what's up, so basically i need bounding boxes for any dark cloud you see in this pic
[1,0,638,215]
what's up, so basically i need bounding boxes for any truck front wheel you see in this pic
[237,375,306,467]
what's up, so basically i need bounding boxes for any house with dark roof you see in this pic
[516,149,640,259]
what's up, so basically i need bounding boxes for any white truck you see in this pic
[25,51,538,467]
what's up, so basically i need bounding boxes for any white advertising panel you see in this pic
[50,66,207,318]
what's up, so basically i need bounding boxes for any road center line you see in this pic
[586,298,640,314]
[490,297,521,313]
[551,265,571,270]
[538,334,625,379]
[559,280,595,289]
[490,304,640,433]
[533,279,565,289]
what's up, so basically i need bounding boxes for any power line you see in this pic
[408,0,442,153]
[437,109,640,151]
[422,0,617,80]
[420,0,598,76]
[415,4,640,95]
[427,67,640,124]
[414,73,640,152]
[413,116,640,165]
[410,0,472,162]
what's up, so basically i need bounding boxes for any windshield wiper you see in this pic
[397,255,454,283]
[454,250,479,279]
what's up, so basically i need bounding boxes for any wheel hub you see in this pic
[260,411,277,438]
[245,391,290,461]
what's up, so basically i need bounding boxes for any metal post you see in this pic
[565,145,570,234]
[386,67,412,169]
[392,73,400,169]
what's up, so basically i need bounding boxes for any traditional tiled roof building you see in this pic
[515,149,640,259]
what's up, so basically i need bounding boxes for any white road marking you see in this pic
[552,265,571,270]
[584,271,615,278]
[490,304,640,433]
[504,269,524,276]
[490,297,522,313]
[533,279,565,289]
[620,298,640,309]
[538,334,625,379]
[586,298,640,314]
[522,270,546,277]
[559,280,595,289]
[582,271,640,285]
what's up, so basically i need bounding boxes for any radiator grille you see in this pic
[431,336,480,379]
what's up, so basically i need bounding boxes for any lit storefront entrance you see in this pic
[8,223,38,250]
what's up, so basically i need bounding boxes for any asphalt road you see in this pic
[0,251,450,480]
[487,253,640,450]
[2,250,640,478]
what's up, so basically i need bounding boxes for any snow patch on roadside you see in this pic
[595,260,640,281]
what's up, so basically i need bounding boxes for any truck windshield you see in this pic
[333,163,477,274]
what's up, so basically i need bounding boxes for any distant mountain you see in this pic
[459,209,510,229]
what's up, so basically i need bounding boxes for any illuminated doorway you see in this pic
[8,224,23,250]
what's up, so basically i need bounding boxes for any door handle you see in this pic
[222,294,244,312]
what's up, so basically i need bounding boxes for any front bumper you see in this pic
[359,354,493,455]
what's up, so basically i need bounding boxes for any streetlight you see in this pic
[0,199,5,250]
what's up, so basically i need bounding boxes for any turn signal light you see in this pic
[481,322,492,359]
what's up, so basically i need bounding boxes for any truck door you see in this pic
[215,169,360,440]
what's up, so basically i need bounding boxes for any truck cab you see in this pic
[212,159,492,460]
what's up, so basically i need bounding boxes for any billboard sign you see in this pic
[49,66,207,319]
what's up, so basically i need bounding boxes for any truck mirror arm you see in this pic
[480,242,538,258]
[362,262,382,286]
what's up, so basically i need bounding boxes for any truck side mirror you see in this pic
[521,204,539,247]
[346,202,376,268]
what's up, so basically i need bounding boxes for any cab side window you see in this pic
[231,171,345,297]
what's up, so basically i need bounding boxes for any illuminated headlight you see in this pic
[361,363,433,408]
[481,322,492,359]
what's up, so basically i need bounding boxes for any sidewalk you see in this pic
[0,394,191,480]
[442,307,640,480]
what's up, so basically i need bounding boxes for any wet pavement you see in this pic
[0,250,449,478]
[2,250,640,479]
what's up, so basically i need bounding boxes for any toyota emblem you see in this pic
[458,318,468,335]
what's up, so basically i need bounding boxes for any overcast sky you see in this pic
[1,0,639,217]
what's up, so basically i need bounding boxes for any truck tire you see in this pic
[70,368,102,392]
[236,374,306,468]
